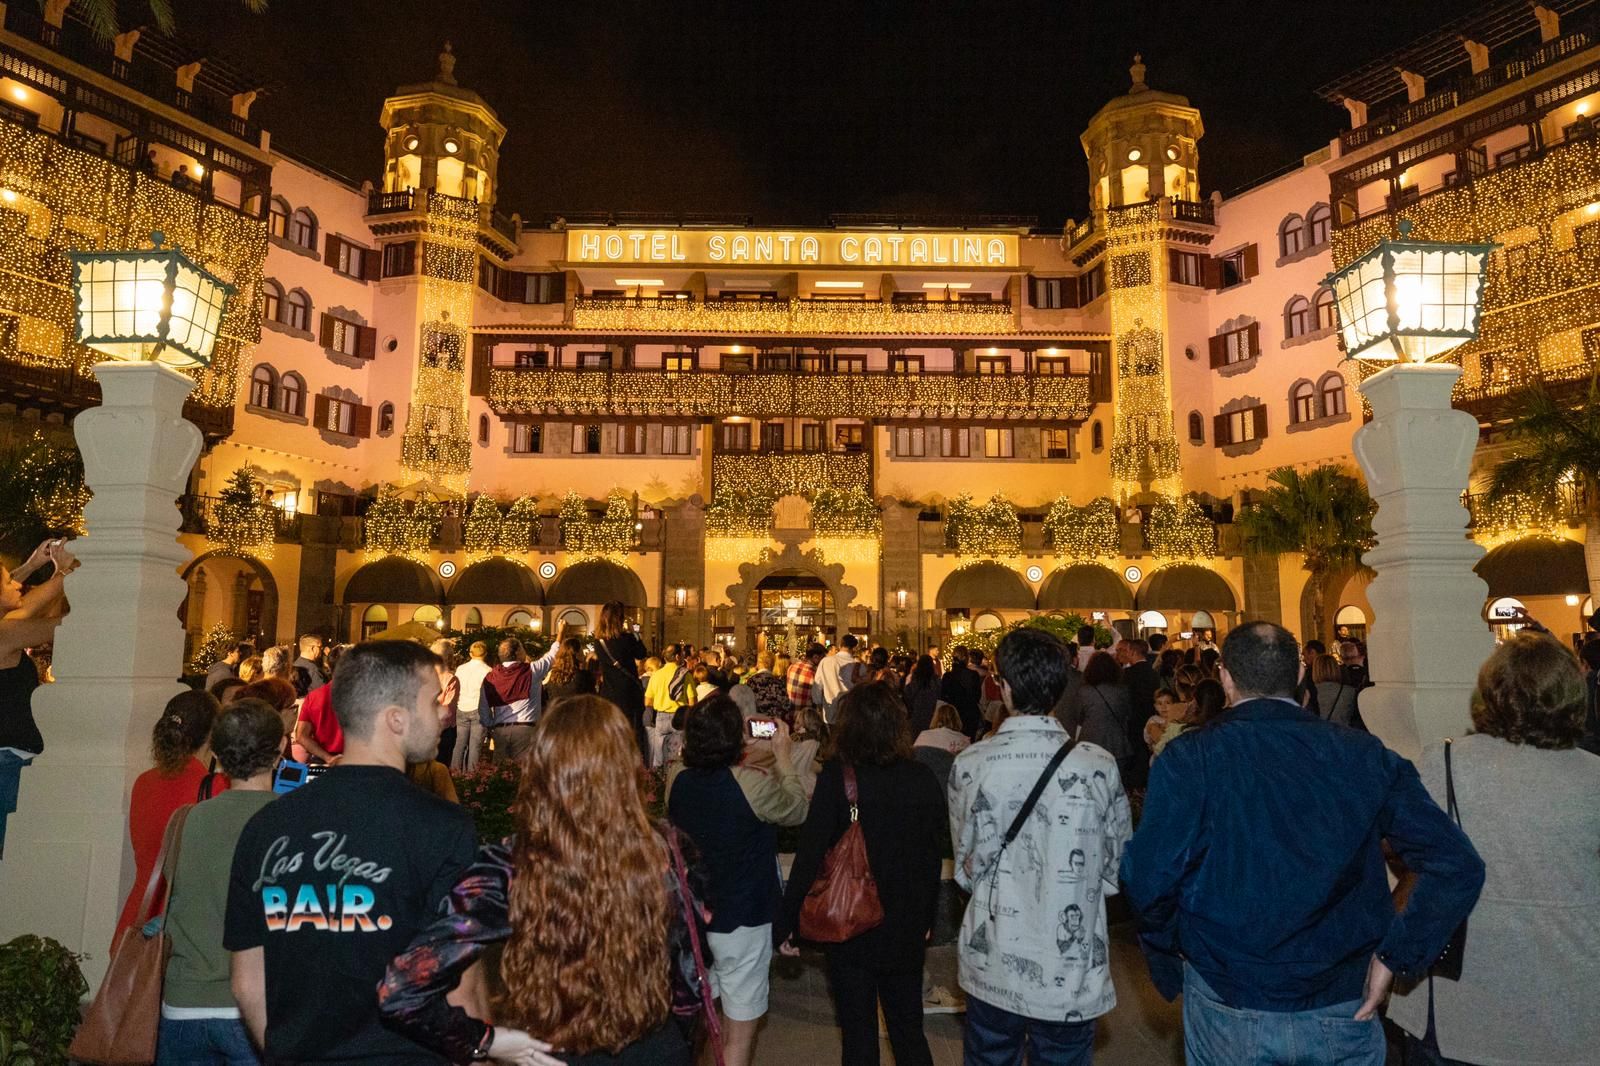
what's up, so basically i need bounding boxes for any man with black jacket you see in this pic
[1117,639,1159,787]
[939,646,984,738]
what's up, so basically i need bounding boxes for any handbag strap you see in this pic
[137,804,193,925]
[1002,737,1078,850]
[666,829,724,1066]
[1443,738,1461,827]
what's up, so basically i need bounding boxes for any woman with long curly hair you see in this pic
[380,695,702,1064]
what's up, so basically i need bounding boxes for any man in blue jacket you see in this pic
[1121,621,1484,1066]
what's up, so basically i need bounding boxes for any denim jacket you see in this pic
[1120,697,1484,1012]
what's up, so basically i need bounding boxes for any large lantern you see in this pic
[1324,220,1496,363]
[68,231,235,369]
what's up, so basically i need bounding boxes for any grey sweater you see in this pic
[1387,734,1600,1065]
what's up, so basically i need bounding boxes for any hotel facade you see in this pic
[0,0,1596,659]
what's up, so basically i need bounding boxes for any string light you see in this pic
[559,489,635,561]
[712,452,870,496]
[400,193,478,490]
[1145,493,1217,559]
[946,493,1021,557]
[1467,488,1571,548]
[488,368,1091,422]
[463,493,541,558]
[208,468,275,560]
[705,489,776,561]
[186,622,237,675]
[8,431,89,537]
[809,487,881,565]
[1042,495,1119,560]
[1102,201,1182,498]
[0,121,266,420]
[1330,133,1600,407]
[363,484,441,560]
[570,296,1017,335]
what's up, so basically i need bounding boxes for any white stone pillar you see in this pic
[1352,363,1493,760]
[0,363,200,988]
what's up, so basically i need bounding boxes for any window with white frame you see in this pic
[250,365,275,408]
[938,427,970,458]
[512,423,542,454]
[983,428,1014,458]
[894,426,926,457]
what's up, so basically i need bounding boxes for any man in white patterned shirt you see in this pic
[948,626,1133,1065]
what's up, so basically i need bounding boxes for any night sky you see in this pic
[174,0,1468,229]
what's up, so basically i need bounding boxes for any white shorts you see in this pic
[706,923,773,1021]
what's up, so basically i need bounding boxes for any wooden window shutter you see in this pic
[1213,413,1230,446]
[323,234,339,267]
[1062,276,1082,309]
[352,403,373,439]
[1025,276,1039,308]
[1252,405,1268,439]
[1202,255,1224,290]
[1242,243,1260,279]
[1168,248,1183,282]
[1246,322,1261,357]
[362,248,381,281]
[313,393,330,427]
[469,340,491,396]
[1208,334,1226,368]
[357,325,377,360]
[318,312,335,348]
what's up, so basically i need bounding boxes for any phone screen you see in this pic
[747,718,778,740]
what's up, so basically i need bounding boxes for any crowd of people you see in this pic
[46,592,1600,1065]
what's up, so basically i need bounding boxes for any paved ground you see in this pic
[752,922,1185,1065]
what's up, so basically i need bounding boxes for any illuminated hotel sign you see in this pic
[567,228,1018,269]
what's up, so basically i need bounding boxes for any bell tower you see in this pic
[1080,54,1203,211]
[379,42,506,204]
[377,44,507,491]
[1081,57,1205,499]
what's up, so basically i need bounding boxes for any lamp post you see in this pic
[1325,220,1496,758]
[0,233,233,985]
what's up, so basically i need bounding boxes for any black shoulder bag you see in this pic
[983,736,1079,918]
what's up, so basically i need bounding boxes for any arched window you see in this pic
[1279,214,1305,258]
[279,373,305,417]
[1091,420,1104,451]
[1320,373,1347,417]
[1187,410,1204,443]
[465,608,483,629]
[1285,295,1312,339]
[478,413,490,444]
[504,608,534,628]
[258,278,283,323]
[284,289,310,332]
[1313,287,1337,331]
[412,605,442,625]
[267,197,289,240]
[1290,380,1316,424]
[288,208,316,250]
[378,402,395,435]
[249,364,276,408]
[1306,203,1332,247]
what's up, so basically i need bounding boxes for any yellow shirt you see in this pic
[645,663,684,715]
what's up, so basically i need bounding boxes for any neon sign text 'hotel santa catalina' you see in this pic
[567,228,1019,269]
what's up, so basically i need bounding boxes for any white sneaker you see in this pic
[922,985,965,1014]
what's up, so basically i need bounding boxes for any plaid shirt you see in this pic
[785,660,816,711]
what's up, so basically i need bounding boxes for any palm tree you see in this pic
[66,0,266,42]
[1236,464,1375,643]
[1484,377,1600,606]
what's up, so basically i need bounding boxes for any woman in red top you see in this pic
[110,689,226,950]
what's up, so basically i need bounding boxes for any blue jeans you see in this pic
[1183,964,1384,1066]
[963,993,1095,1066]
[156,1014,260,1065]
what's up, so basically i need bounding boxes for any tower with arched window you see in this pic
[378,42,506,204]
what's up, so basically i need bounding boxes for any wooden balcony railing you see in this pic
[570,295,1019,335]
[488,366,1097,422]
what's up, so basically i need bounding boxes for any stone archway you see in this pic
[1298,563,1368,646]
[180,551,280,650]
[725,543,856,651]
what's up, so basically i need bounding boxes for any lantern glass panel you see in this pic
[168,262,229,362]
[1334,254,1392,360]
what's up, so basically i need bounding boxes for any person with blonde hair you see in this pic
[381,695,698,1064]
[1388,633,1600,1065]
[236,655,264,684]
[452,640,491,772]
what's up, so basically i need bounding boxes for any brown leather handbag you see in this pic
[69,805,193,1065]
[797,765,884,943]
